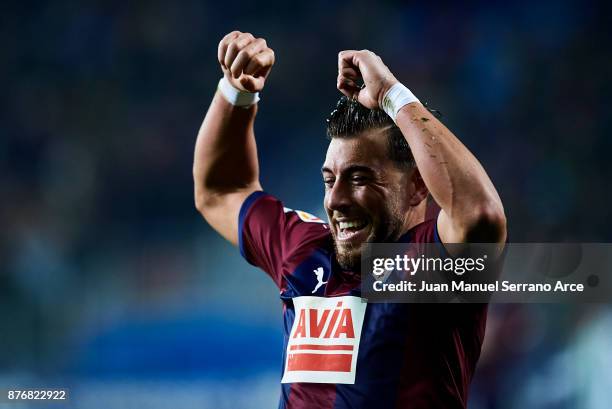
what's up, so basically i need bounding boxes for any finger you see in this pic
[337,85,353,99]
[338,86,360,101]
[338,84,361,99]
[337,75,361,99]
[340,66,361,81]
[224,32,255,69]
[243,49,275,77]
[224,32,255,71]
[337,74,358,89]
[230,38,267,79]
[218,31,241,67]
[338,50,359,72]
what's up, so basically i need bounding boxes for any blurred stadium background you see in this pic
[1,1,611,408]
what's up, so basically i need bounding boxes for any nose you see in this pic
[326,178,353,214]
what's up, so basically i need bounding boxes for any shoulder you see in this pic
[239,191,332,262]
[241,192,330,234]
[404,218,438,243]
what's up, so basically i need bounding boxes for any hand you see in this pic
[218,31,275,93]
[337,50,399,109]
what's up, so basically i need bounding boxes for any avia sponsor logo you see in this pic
[281,296,367,384]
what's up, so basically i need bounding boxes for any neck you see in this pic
[401,200,428,235]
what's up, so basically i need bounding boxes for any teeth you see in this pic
[339,220,366,230]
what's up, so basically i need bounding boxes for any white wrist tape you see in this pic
[217,77,260,107]
[381,82,420,123]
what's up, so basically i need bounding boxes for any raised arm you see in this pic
[337,50,506,246]
[193,31,274,245]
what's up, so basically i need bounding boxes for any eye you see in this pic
[351,175,368,185]
[323,177,335,188]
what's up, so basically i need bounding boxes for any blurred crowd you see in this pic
[1,1,611,407]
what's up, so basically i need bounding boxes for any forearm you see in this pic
[193,91,261,209]
[396,102,505,237]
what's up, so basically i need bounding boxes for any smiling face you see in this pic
[322,129,423,271]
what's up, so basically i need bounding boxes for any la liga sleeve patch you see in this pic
[283,207,326,224]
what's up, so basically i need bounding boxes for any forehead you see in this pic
[323,130,390,173]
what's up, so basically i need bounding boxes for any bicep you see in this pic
[437,209,460,244]
[197,185,262,246]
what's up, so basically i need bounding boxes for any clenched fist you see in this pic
[337,50,399,110]
[218,31,275,93]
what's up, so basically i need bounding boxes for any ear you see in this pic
[408,168,428,206]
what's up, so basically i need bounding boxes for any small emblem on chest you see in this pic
[312,267,328,293]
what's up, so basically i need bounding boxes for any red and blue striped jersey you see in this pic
[239,191,487,409]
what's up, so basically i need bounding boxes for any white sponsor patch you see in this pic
[281,296,367,384]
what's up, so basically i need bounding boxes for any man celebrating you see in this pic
[194,31,506,409]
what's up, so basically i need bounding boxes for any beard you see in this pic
[332,202,405,272]
[333,236,365,272]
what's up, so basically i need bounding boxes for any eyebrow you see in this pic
[321,165,376,175]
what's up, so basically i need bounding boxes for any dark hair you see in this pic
[326,96,416,170]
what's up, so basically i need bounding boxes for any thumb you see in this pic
[239,75,263,93]
[356,84,378,109]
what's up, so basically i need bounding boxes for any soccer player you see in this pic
[193,31,506,408]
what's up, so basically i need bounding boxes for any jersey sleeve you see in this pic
[238,191,330,288]
[408,215,442,244]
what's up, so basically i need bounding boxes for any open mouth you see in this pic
[336,219,370,242]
